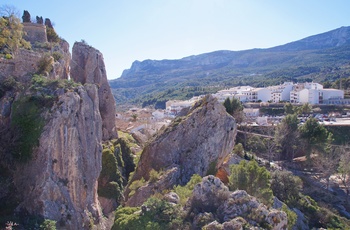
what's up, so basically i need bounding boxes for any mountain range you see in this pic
[109,26,350,108]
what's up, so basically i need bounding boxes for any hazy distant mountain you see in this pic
[110,26,350,107]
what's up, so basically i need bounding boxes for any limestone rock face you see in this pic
[13,85,105,229]
[50,39,71,80]
[191,175,230,212]
[70,42,117,140]
[126,95,236,206]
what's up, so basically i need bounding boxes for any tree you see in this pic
[0,5,20,17]
[297,103,312,115]
[284,102,295,115]
[271,170,302,205]
[98,148,123,200]
[229,160,273,205]
[44,18,53,28]
[275,114,300,160]
[233,143,244,157]
[313,137,340,189]
[299,117,329,160]
[262,134,277,163]
[0,14,31,55]
[223,97,232,114]
[21,10,31,22]
[338,145,350,202]
[222,97,244,123]
[36,16,43,24]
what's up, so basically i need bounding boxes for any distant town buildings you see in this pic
[213,82,349,105]
[164,82,349,118]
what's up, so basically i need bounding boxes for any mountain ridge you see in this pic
[110,26,350,108]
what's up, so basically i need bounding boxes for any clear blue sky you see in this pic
[3,0,350,79]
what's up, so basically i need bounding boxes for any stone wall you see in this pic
[22,22,47,44]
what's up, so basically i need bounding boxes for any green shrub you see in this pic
[40,219,57,230]
[31,74,79,93]
[98,148,123,200]
[0,76,18,97]
[149,169,160,183]
[271,170,302,205]
[297,195,319,216]
[5,53,12,59]
[173,174,202,205]
[37,54,54,74]
[34,42,52,50]
[206,159,218,176]
[114,138,135,180]
[128,178,146,197]
[11,97,45,162]
[233,143,244,157]
[52,51,63,61]
[282,205,297,230]
[46,27,59,43]
[229,160,273,206]
[98,181,122,200]
[112,197,185,230]
[114,144,124,167]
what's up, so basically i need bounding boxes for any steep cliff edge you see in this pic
[14,85,104,229]
[70,42,117,140]
[0,39,118,228]
[125,95,236,206]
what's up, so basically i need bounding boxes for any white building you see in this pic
[290,82,344,104]
[165,99,197,115]
[214,83,294,103]
[181,82,345,106]
[214,86,254,102]
[268,82,294,102]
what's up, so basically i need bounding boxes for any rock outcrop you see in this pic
[0,41,70,80]
[50,39,71,80]
[190,176,288,230]
[0,10,121,228]
[70,42,117,140]
[126,95,236,206]
[13,85,105,229]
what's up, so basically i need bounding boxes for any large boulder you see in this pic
[126,95,236,206]
[70,42,117,140]
[193,176,288,230]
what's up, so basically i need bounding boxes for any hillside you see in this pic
[110,26,350,108]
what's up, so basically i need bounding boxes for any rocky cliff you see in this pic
[0,38,118,228]
[13,85,104,229]
[71,42,117,140]
[125,95,236,206]
[0,40,70,80]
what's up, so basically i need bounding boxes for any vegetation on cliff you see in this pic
[0,14,31,58]
[0,75,78,163]
[98,137,135,202]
